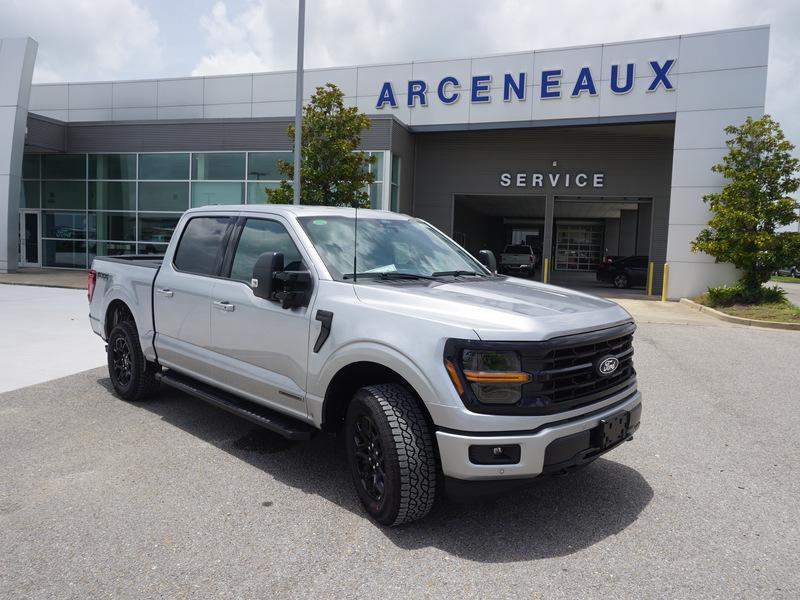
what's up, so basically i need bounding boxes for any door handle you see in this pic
[156,288,174,298]
[213,300,235,312]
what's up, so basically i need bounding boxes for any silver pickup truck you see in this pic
[88,205,641,526]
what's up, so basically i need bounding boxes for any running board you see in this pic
[156,371,315,441]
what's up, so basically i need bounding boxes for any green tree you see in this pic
[692,115,800,297]
[267,83,376,207]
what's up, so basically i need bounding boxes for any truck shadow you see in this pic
[104,379,653,563]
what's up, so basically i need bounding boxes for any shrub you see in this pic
[705,284,787,307]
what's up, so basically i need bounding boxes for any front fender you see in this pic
[306,340,460,427]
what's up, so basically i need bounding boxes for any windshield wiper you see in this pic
[431,270,487,277]
[344,272,440,281]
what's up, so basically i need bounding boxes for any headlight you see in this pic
[459,350,530,405]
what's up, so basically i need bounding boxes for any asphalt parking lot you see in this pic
[1,318,799,598]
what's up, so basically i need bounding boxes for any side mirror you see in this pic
[478,249,497,274]
[251,251,312,309]
[252,252,284,300]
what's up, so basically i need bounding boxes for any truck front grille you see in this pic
[444,322,638,416]
[520,326,636,414]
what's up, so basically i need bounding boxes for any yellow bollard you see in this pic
[543,257,550,284]
[661,263,669,301]
[647,261,654,296]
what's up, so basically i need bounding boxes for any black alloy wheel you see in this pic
[613,273,630,288]
[111,336,133,388]
[352,414,386,502]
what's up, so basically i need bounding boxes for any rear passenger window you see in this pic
[173,216,231,276]
[230,219,304,282]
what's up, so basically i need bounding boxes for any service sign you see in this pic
[376,59,676,109]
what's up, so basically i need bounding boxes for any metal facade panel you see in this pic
[61,117,393,153]
[25,115,66,152]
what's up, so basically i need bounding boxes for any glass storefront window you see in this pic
[22,154,40,179]
[42,154,86,180]
[21,181,40,208]
[42,181,86,210]
[138,213,181,243]
[390,154,401,212]
[139,153,189,180]
[369,183,382,210]
[89,212,137,241]
[371,152,384,178]
[192,152,246,180]
[43,211,86,240]
[89,181,136,210]
[248,152,292,180]
[24,149,386,267]
[43,240,87,268]
[246,181,280,204]
[89,154,136,180]
[138,181,189,211]
[191,182,245,207]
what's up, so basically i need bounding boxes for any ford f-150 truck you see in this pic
[499,244,537,277]
[88,205,641,526]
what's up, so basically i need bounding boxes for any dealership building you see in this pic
[0,25,770,297]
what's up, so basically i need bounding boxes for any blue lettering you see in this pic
[610,63,635,94]
[471,75,491,103]
[437,76,460,104]
[571,67,597,97]
[407,80,428,107]
[376,82,398,108]
[503,72,526,101]
[540,69,562,99]
[648,59,676,92]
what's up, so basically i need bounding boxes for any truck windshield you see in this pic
[297,215,487,281]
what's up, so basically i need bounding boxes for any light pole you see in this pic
[292,0,305,205]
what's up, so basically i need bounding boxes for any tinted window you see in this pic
[139,153,189,180]
[192,152,245,180]
[504,245,532,254]
[627,256,649,268]
[230,219,304,283]
[173,216,231,276]
[89,154,136,179]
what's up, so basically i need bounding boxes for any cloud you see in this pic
[0,0,162,82]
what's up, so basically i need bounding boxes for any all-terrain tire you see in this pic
[107,320,160,402]
[345,384,437,526]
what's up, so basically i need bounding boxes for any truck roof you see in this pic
[186,204,409,219]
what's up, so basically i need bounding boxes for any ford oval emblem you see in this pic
[597,355,619,376]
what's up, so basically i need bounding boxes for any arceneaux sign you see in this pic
[376,60,675,109]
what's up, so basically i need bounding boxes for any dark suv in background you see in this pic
[597,256,649,288]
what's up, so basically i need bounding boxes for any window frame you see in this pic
[171,215,235,278]
[221,215,315,293]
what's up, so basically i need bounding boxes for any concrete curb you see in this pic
[679,298,800,331]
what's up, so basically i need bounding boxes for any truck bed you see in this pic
[93,254,164,269]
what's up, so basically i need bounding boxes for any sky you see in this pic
[0,0,798,161]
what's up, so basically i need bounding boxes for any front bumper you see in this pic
[435,390,641,480]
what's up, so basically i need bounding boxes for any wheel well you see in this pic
[105,300,135,337]
[321,361,433,433]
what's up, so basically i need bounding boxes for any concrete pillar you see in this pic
[0,38,37,273]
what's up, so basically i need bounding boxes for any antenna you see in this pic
[352,201,358,283]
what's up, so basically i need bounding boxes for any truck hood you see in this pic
[352,276,633,341]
